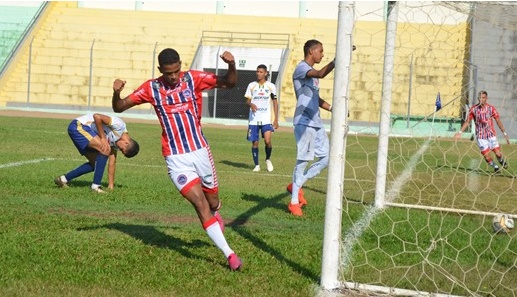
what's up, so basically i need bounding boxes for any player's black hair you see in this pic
[257,64,269,79]
[158,48,180,67]
[124,139,140,158]
[303,39,322,56]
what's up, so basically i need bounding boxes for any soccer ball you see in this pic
[492,214,515,234]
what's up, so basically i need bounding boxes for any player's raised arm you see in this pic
[112,78,136,113]
[216,51,237,89]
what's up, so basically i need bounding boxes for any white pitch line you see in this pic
[340,139,431,272]
[0,157,56,169]
[467,158,479,192]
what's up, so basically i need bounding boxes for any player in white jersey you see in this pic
[245,64,278,172]
[54,113,139,192]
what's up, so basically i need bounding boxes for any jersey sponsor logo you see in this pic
[177,174,188,185]
[168,103,189,114]
[256,107,268,111]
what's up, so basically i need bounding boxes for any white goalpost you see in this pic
[320,1,355,290]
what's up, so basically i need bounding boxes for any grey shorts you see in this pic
[294,124,329,161]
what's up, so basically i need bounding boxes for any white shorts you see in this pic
[294,124,329,161]
[476,137,500,154]
[165,146,218,196]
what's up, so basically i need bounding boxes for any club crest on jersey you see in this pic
[182,89,192,99]
[177,174,188,185]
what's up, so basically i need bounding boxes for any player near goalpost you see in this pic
[287,39,335,216]
[454,90,510,173]
[245,64,279,172]
[111,48,242,271]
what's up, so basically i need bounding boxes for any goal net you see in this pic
[335,2,517,296]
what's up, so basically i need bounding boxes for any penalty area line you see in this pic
[0,157,56,169]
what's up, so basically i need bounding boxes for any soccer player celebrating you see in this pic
[245,64,278,172]
[112,48,242,271]
[455,90,510,173]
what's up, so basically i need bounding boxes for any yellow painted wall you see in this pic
[0,1,468,122]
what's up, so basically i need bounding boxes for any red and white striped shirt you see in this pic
[468,103,500,139]
[129,70,217,156]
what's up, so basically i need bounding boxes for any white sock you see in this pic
[205,220,233,258]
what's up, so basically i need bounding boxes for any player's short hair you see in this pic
[303,39,322,56]
[478,90,488,103]
[158,48,180,67]
[257,64,267,71]
[257,64,269,79]
[124,139,140,158]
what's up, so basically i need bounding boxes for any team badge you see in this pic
[182,89,192,99]
[177,174,188,185]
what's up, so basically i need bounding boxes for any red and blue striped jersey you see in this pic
[468,103,500,139]
[128,70,217,156]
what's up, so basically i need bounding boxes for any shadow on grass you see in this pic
[219,160,251,170]
[228,191,319,283]
[78,223,214,264]
[437,164,516,178]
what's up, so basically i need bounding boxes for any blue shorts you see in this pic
[67,120,97,155]
[247,124,274,142]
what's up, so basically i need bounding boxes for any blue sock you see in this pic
[65,162,94,182]
[252,147,259,166]
[93,154,108,185]
[265,146,272,160]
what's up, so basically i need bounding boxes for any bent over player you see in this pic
[54,113,139,192]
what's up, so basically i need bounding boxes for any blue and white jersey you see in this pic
[245,81,277,125]
[75,114,127,148]
[292,61,323,128]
